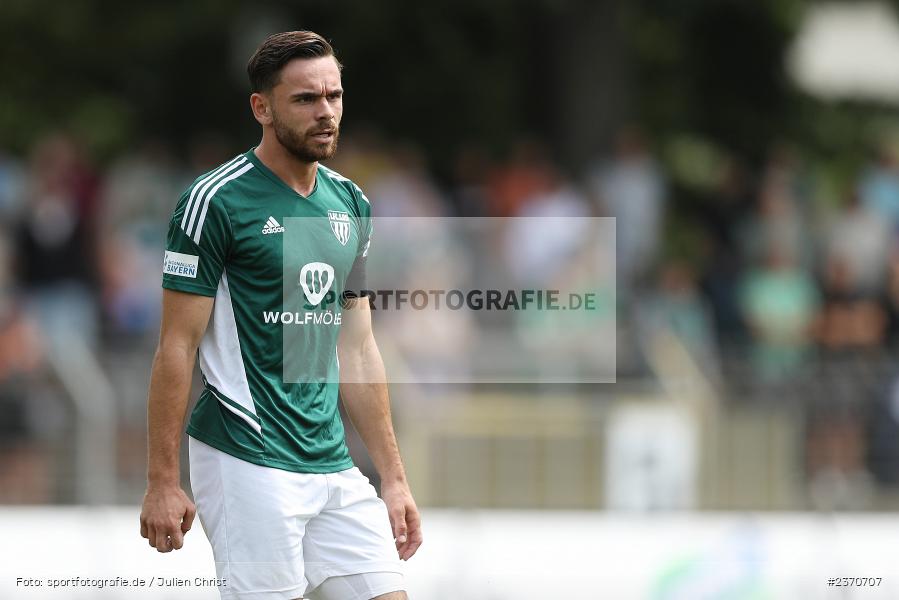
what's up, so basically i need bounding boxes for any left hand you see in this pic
[381,481,423,560]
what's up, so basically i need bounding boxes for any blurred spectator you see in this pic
[367,143,447,218]
[365,144,449,289]
[821,189,890,296]
[0,151,25,223]
[738,176,809,271]
[586,127,666,291]
[486,138,554,217]
[98,140,182,337]
[759,144,812,215]
[739,245,819,382]
[699,159,753,341]
[637,260,719,379]
[13,134,100,349]
[514,236,616,381]
[859,143,899,230]
[882,252,899,344]
[449,143,492,217]
[504,165,591,286]
[816,256,886,351]
[100,139,180,234]
[386,258,476,384]
[0,288,48,503]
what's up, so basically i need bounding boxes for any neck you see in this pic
[254,133,318,197]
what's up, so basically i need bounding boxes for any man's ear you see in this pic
[250,92,273,125]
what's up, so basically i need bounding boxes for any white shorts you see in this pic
[188,437,404,599]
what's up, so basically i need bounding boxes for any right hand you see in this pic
[139,484,196,553]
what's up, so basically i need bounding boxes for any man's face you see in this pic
[267,56,343,162]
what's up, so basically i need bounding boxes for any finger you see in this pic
[402,528,423,560]
[391,507,407,545]
[399,509,422,559]
[147,525,157,548]
[140,517,148,539]
[397,527,412,558]
[182,504,196,534]
[170,529,185,550]
[397,507,418,543]
[155,531,172,553]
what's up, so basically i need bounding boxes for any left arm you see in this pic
[337,298,422,561]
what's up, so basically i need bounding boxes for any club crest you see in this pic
[328,210,351,246]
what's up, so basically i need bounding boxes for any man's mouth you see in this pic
[311,130,335,142]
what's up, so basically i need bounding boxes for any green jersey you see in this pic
[162,148,371,473]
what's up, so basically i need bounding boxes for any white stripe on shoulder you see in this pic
[185,156,247,236]
[321,166,370,204]
[354,183,370,204]
[181,155,244,232]
[192,162,254,244]
[320,165,350,182]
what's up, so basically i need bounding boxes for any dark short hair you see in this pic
[247,31,341,92]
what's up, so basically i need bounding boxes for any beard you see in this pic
[272,112,339,162]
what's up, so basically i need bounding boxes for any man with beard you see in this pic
[140,31,421,600]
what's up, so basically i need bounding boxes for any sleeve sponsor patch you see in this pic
[163,251,199,278]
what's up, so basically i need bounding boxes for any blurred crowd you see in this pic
[2,126,899,507]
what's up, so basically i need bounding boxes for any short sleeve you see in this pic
[161,190,232,297]
[343,184,372,300]
[353,183,372,259]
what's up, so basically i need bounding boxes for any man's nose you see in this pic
[315,97,335,120]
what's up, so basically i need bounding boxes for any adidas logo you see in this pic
[262,216,285,235]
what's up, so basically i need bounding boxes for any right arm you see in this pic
[139,288,213,553]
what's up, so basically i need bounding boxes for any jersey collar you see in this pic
[245,147,321,200]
